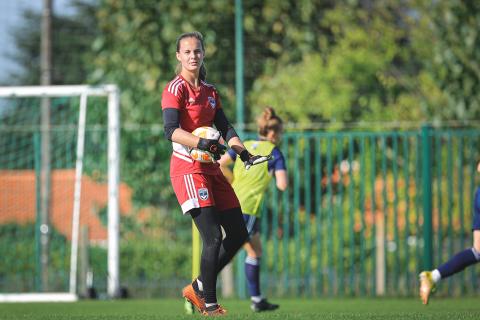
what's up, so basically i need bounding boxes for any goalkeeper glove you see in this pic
[239,150,272,170]
[197,138,227,161]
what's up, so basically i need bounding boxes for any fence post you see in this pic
[235,0,245,135]
[421,125,433,269]
[236,251,247,298]
[34,132,42,292]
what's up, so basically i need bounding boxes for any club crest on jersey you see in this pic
[198,188,209,200]
[208,96,216,109]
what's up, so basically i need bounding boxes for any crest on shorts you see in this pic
[208,96,216,109]
[198,188,209,201]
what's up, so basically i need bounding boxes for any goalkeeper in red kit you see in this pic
[161,31,269,316]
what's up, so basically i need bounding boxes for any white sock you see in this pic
[251,295,263,303]
[432,269,441,283]
[196,279,203,291]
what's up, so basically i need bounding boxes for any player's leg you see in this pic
[244,238,261,282]
[436,230,480,277]
[243,232,279,312]
[189,207,226,314]
[244,228,262,302]
[191,206,245,315]
[420,186,480,305]
[194,207,247,287]
[473,230,480,254]
[420,230,480,304]
[215,206,249,273]
[208,173,248,274]
[171,174,206,312]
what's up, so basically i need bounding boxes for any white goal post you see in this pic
[0,85,120,302]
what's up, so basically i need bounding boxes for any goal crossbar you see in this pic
[0,85,120,301]
[0,84,118,97]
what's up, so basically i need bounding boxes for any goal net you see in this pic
[0,85,120,302]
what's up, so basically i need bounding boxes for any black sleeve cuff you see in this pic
[214,109,239,142]
[240,149,250,162]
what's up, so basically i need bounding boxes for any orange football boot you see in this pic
[182,283,206,312]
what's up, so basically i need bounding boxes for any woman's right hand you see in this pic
[197,138,227,160]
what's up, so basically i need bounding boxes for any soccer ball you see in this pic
[190,126,222,163]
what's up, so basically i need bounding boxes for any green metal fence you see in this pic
[235,127,480,297]
[3,111,480,298]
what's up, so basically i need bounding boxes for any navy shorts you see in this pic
[473,187,480,231]
[243,214,260,237]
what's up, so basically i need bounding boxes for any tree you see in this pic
[248,1,448,128]
[422,1,480,121]
[5,0,98,86]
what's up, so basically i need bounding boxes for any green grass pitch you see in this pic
[1,298,479,319]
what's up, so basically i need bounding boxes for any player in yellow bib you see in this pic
[219,107,287,312]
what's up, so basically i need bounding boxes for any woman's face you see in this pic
[176,37,204,74]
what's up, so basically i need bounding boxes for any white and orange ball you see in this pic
[190,126,222,163]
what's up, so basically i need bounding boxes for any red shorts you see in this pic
[171,173,240,214]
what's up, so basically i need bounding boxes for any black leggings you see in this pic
[190,206,248,304]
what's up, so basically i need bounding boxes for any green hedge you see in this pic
[0,223,191,296]
[0,223,69,292]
